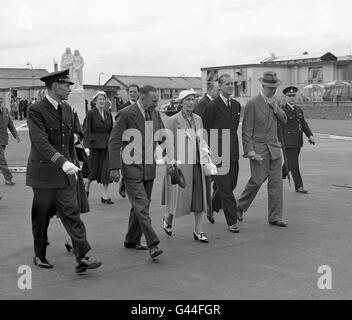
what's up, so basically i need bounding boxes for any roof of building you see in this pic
[105,75,202,89]
[261,52,337,64]
[200,63,287,71]
[0,68,49,79]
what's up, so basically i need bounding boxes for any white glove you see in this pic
[62,161,81,175]
[85,148,90,156]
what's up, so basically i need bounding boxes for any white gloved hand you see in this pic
[62,161,81,175]
[85,148,90,156]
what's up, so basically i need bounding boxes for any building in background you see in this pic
[201,52,352,105]
[104,75,202,105]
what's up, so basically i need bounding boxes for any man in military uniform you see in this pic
[26,69,102,273]
[278,86,315,194]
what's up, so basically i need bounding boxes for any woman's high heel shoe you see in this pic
[193,232,209,243]
[163,218,172,236]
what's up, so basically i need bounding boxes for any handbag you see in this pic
[203,154,217,176]
[168,164,186,188]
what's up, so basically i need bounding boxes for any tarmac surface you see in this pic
[1,121,352,300]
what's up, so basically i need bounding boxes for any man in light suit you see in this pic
[202,74,241,233]
[109,85,165,259]
[237,71,288,227]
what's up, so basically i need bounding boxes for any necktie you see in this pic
[57,102,62,119]
[227,99,230,108]
[145,110,151,121]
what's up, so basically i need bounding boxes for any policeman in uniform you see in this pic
[279,86,315,194]
[26,69,102,273]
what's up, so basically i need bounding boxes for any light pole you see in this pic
[98,72,104,85]
[26,62,34,99]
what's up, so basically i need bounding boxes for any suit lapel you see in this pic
[130,103,145,135]
[215,96,231,120]
[255,94,270,118]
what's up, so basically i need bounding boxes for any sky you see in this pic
[0,0,351,84]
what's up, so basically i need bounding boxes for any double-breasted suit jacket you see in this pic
[202,96,241,165]
[26,98,78,189]
[278,103,313,149]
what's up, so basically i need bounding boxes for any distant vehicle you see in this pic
[159,99,181,117]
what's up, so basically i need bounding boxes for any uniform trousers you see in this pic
[124,177,159,248]
[212,161,239,226]
[0,146,13,181]
[282,148,303,190]
[237,157,283,223]
[31,185,91,260]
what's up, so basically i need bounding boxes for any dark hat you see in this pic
[259,71,282,88]
[168,165,186,188]
[40,69,74,86]
[283,86,298,95]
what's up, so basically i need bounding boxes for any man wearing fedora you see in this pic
[202,74,241,233]
[237,71,288,227]
[26,69,102,273]
[278,86,315,193]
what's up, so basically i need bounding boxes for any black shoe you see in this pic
[296,187,308,194]
[101,198,114,204]
[33,256,53,269]
[269,221,287,227]
[119,188,126,198]
[237,207,244,222]
[124,242,148,250]
[206,212,215,224]
[64,241,73,253]
[193,232,209,243]
[5,179,15,186]
[86,191,89,198]
[228,223,240,233]
[75,257,102,273]
[149,245,163,259]
[163,218,172,236]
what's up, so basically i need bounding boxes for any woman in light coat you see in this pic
[161,90,210,243]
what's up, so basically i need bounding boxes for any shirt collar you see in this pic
[46,94,59,110]
[206,93,213,101]
[136,101,146,119]
[219,93,231,107]
[129,99,135,105]
[287,102,295,110]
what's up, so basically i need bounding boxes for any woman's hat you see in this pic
[176,89,197,102]
[259,71,282,88]
[92,91,107,101]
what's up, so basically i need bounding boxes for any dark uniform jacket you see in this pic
[278,103,313,149]
[202,96,241,163]
[83,108,113,149]
[109,103,165,181]
[0,107,18,146]
[26,98,78,189]
[194,94,211,117]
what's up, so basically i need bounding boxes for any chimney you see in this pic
[53,58,58,72]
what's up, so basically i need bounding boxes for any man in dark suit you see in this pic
[26,69,101,273]
[115,84,140,198]
[109,85,165,259]
[278,86,315,193]
[202,74,241,233]
[0,101,20,186]
[194,81,220,117]
[194,81,220,224]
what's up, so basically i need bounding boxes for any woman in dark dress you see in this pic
[83,91,114,204]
